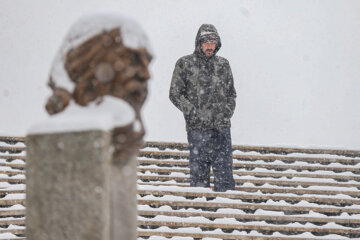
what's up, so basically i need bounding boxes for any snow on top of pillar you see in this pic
[28,96,135,135]
[50,10,152,92]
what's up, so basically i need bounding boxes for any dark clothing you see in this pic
[169,24,236,192]
[187,128,235,192]
[169,24,236,131]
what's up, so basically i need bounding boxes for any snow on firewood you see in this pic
[28,96,134,135]
[50,10,152,93]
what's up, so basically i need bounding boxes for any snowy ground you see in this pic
[1,137,360,239]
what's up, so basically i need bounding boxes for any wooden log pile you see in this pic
[1,136,360,239]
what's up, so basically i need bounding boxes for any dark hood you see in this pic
[194,24,222,58]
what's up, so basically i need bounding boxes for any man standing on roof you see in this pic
[169,24,236,192]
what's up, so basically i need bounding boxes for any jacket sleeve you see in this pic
[224,61,236,118]
[169,58,194,115]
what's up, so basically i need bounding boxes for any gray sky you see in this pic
[1,0,359,148]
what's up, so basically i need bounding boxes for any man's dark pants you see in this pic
[187,127,235,192]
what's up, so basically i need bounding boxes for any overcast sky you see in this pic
[1,0,359,149]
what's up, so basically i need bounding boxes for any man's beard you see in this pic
[205,49,214,55]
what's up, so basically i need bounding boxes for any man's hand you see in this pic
[198,105,214,126]
[213,103,232,119]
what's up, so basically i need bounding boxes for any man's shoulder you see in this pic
[176,54,196,64]
[214,55,230,65]
[173,54,196,70]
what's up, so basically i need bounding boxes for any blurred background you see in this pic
[0,0,359,148]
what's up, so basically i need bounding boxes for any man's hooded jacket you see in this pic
[169,24,236,131]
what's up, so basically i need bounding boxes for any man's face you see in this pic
[201,42,216,57]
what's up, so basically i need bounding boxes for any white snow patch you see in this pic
[4,204,25,211]
[50,11,152,92]
[28,96,134,135]
[0,184,25,192]
[2,193,25,200]
[0,142,25,148]
[6,159,25,165]
[0,232,18,239]
[5,224,25,230]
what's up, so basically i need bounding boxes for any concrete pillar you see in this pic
[26,129,137,240]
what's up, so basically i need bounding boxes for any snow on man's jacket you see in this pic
[169,24,236,131]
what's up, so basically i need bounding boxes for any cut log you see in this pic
[144,141,360,157]
[138,231,336,240]
[0,162,25,169]
[138,209,360,226]
[137,220,360,235]
[138,189,360,206]
[0,155,26,161]
[137,173,360,189]
[0,219,25,227]
[0,199,25,206]
[138,166,360,182]
[0,178,25,184]
[0,136,25,143]
[0,170,25,176]
[137,182,360,197]
[0,146,26,154]
[139,151,360,165]
[0,209,25,217]
[138,199,360,215]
